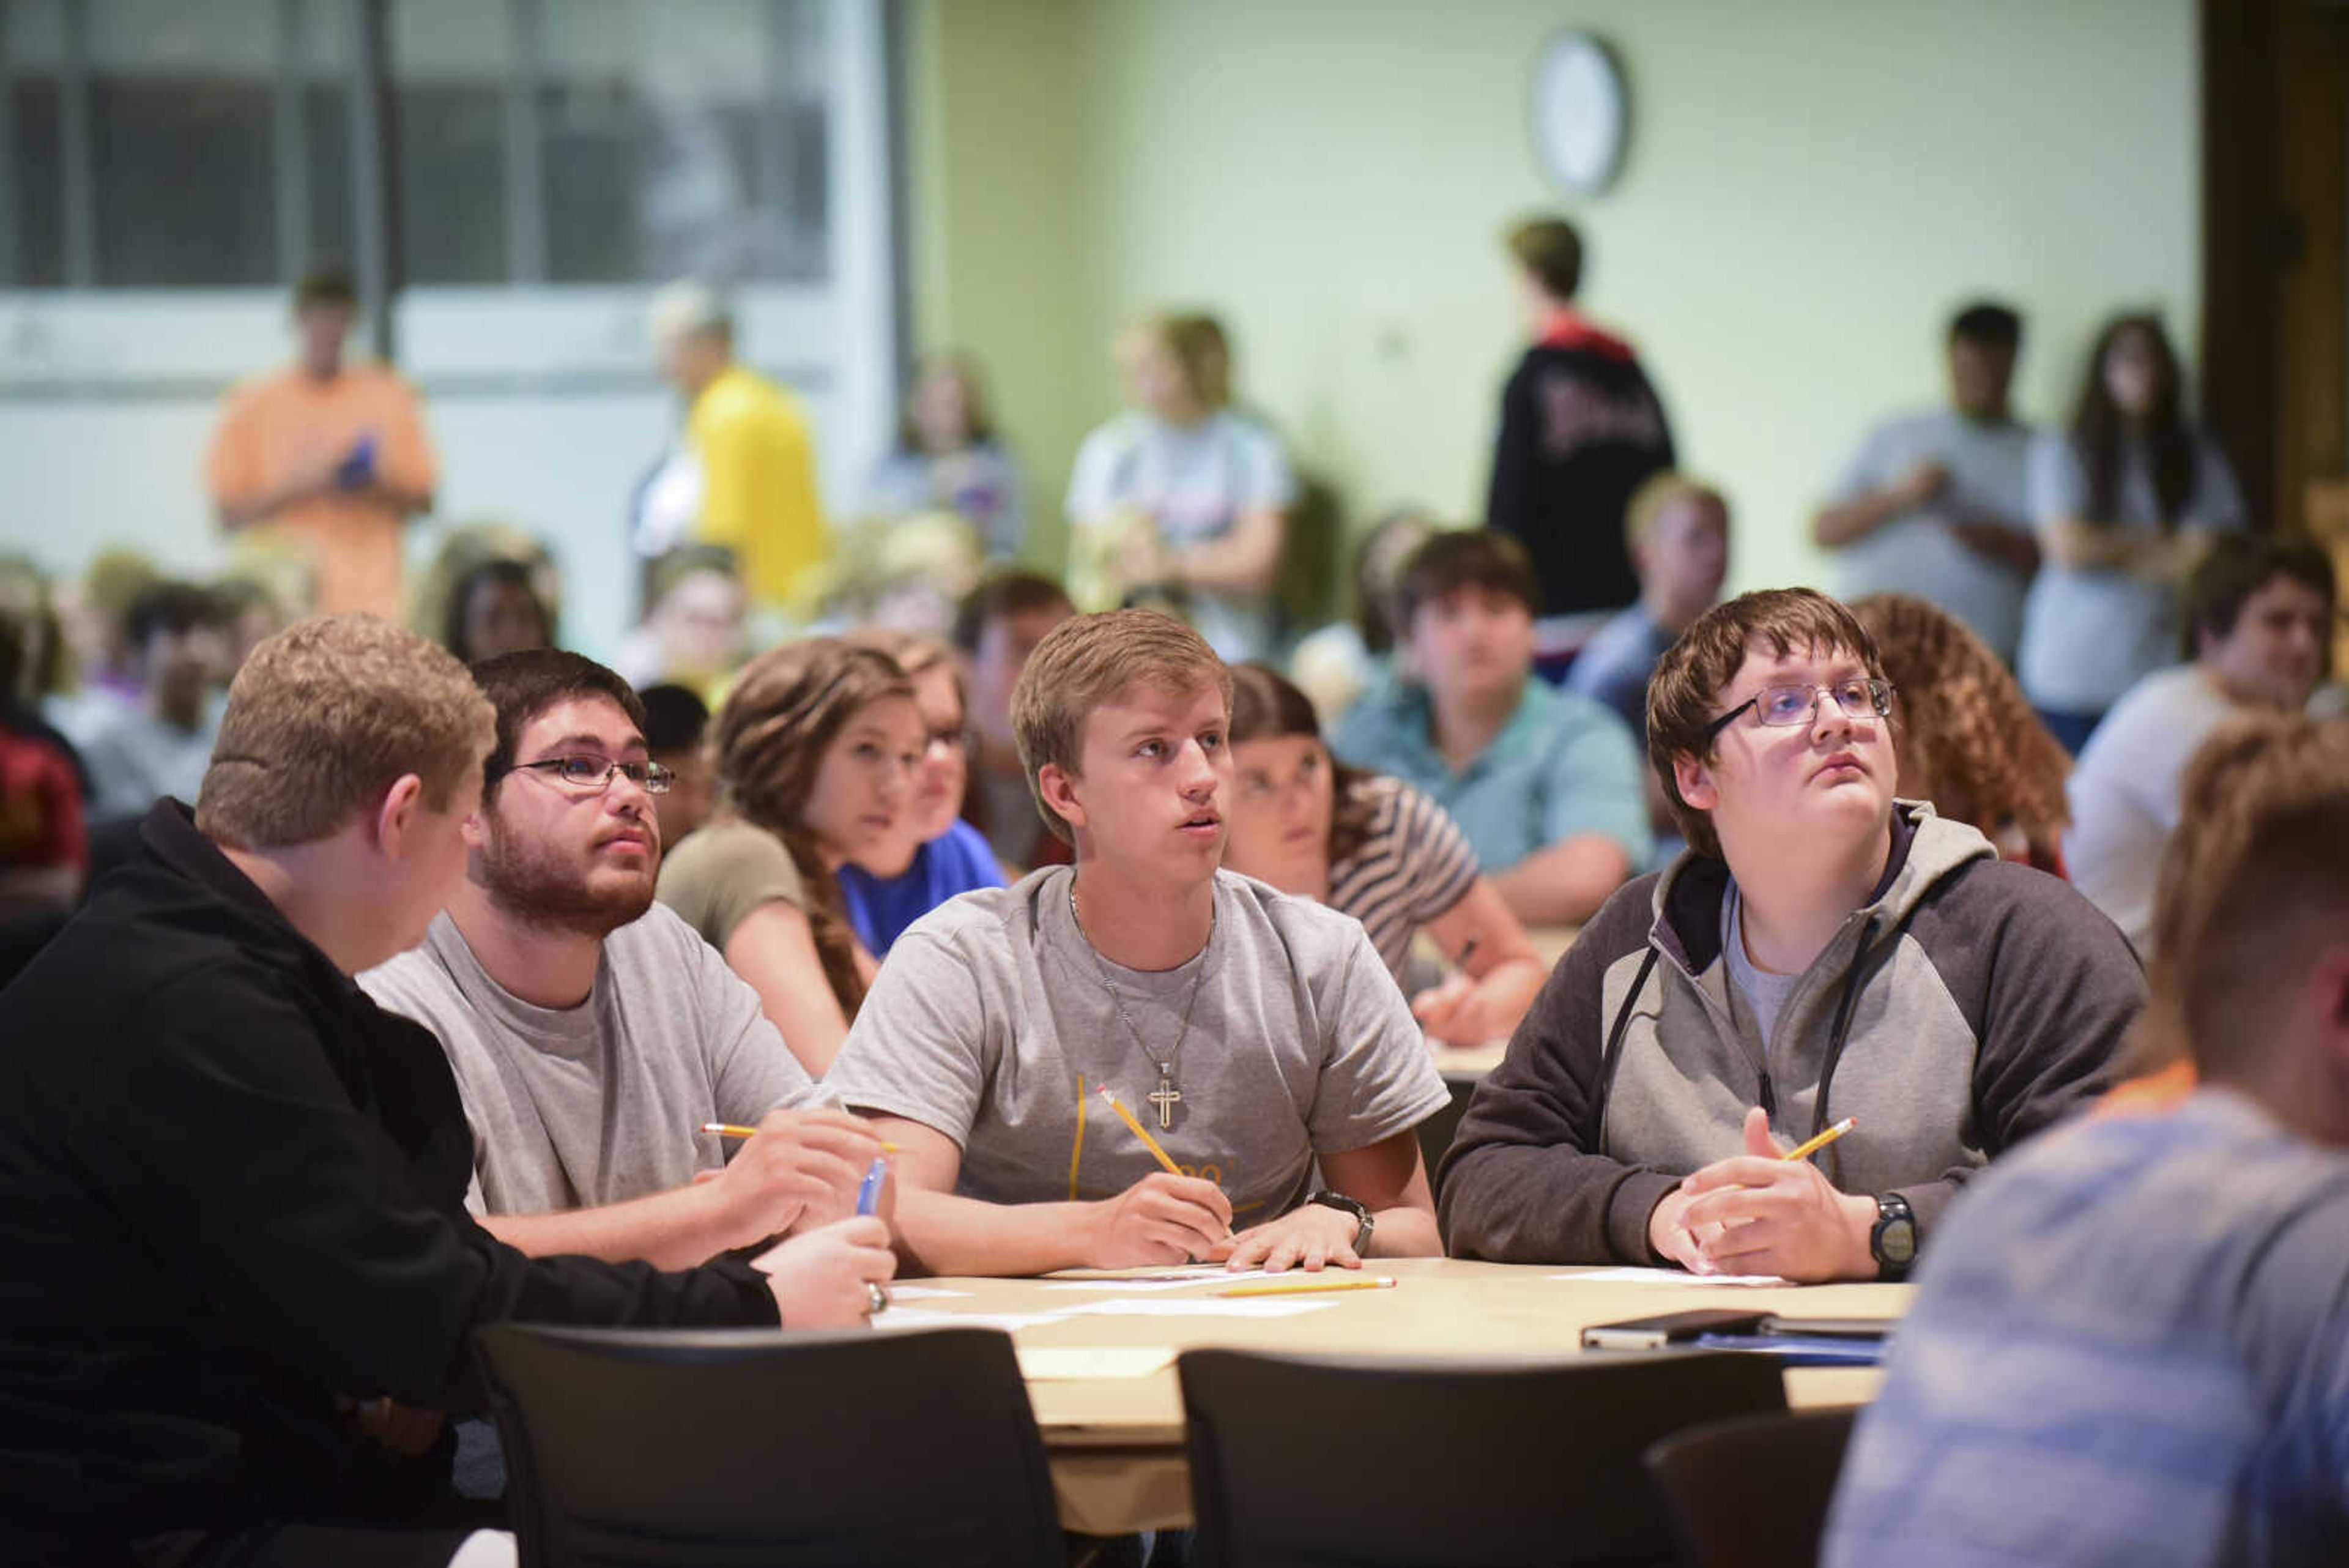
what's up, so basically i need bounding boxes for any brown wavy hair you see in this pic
[710,638,915,1016]
[1226,663,1379,868]
[1850,595,2071,863]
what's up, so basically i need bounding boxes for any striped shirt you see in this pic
[1824,1088,2349,1567]
[1327,775,1481,981]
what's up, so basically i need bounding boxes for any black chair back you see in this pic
[1179,1348,1786,1568]
[1644,1405,1857,1568]
[475,1323,1062,1567]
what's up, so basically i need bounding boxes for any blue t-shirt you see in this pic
[1327,673,1652,875]
[1564,604,1674,737]
[837,818,1006,956]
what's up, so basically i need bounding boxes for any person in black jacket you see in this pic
[0,615,896,1568]
[1485,215,1676,622]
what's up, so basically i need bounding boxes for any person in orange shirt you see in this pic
[205,268,436,621]
[641,283,829,617]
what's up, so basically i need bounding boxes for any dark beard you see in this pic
[480,813,656,939]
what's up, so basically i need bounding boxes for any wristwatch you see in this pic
[1308,1191,1375,1255]
[1870,1192,1918,1281]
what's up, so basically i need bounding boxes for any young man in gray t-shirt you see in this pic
[826,609,1450,1278]
[362,649,887,1296]
[1811,302,2041,666]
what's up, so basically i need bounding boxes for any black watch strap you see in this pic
[1870,1192,1918,1281]
[1308,1191,1375,1255]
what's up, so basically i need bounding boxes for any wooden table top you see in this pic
[889,1257,1908,1534]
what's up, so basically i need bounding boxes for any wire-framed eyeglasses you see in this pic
[505,755,677,795]
[1704,678,1895,743]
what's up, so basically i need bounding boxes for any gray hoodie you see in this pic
[1438,803,2145,1268]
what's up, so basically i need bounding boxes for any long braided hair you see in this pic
[710,639,915,1016]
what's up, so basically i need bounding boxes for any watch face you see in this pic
[1878,1219,1917,1267]
[1531,31,1629,198]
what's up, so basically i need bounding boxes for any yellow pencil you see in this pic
[1781,1117,1856,1163]
[1222,1276,1398,1298]
[699,1122,899,1152]
[1093,1086,1183,1176]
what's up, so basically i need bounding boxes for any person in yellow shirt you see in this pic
[204,268,436,621]
[645,283,829,617]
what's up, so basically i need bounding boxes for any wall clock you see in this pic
[1531,31,1630,198]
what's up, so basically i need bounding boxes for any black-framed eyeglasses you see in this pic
[504,755,677,795]
[1704,678,1895,742]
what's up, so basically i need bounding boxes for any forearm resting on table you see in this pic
[888,1187,1111,1277]
[1490,835,1631,926]
[480,1183,737,1272]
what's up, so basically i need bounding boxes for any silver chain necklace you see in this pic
[1069,883,1211,1130]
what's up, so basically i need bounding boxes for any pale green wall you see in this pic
[912,0,2199,596]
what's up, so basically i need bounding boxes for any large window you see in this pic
[2,0,845,292]
[0,0,901,664]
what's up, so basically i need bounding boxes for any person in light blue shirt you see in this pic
[1825,716,2349,1568]
[1330,530,1649,926]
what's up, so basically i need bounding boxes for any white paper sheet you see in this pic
[1038,1269,1278,1293]
[1559,1266,1792,1288]
[881,1285,972,1301]
[869,1307,1072,1333]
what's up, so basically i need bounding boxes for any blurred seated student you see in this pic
[83,582,229,823]
[2019,312,2245,752]
[952,568,1077,871]
[0,555,89,801]
[1567,472,1730,736]
[636,682,713,850]
[2066,533,2334,957]
[658,640,924,1076]
[1225,662,1545,1047]
[440,557,553,667]
[1287,507,1435,724]
[1330,529,1650,925]
[44,549,157,751]
[825,609,1450,1277]
[1066,312,1294,661]
[839,629,1005,956]
[1439,589,2143,1281]
[362,647,877,1268]
[207,571,297,683]
[613,544,748,709]
[1852,592,2073,874]
[859,353,1026,559]
[1824,715,2349,1568]
[1811,300,2040,666]
[0,600,85,924]
[0,617,894,1568]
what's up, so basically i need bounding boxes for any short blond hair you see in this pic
[1624,470,1727,550]
[196,615,493,850]
[1012,609,1231,845]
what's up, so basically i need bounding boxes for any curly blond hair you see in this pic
[1850,595,2070,861]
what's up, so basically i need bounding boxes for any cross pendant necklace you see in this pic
[1071,884,1210,1132]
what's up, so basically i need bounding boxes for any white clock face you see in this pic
[1531,31,1628,198]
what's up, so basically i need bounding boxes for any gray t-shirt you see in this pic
[825,866,1450,1222]
[360,905,818,1216]
[2018,431,2245,713]
[1825,409,2038,665]
[1721,883,1802,1057]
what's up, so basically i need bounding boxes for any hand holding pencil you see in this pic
[1668,1107,1885,1284]
[697,1107,885,1246]
[1088,1085,1233,1269]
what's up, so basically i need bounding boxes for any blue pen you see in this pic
[855,1155,889,1217]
